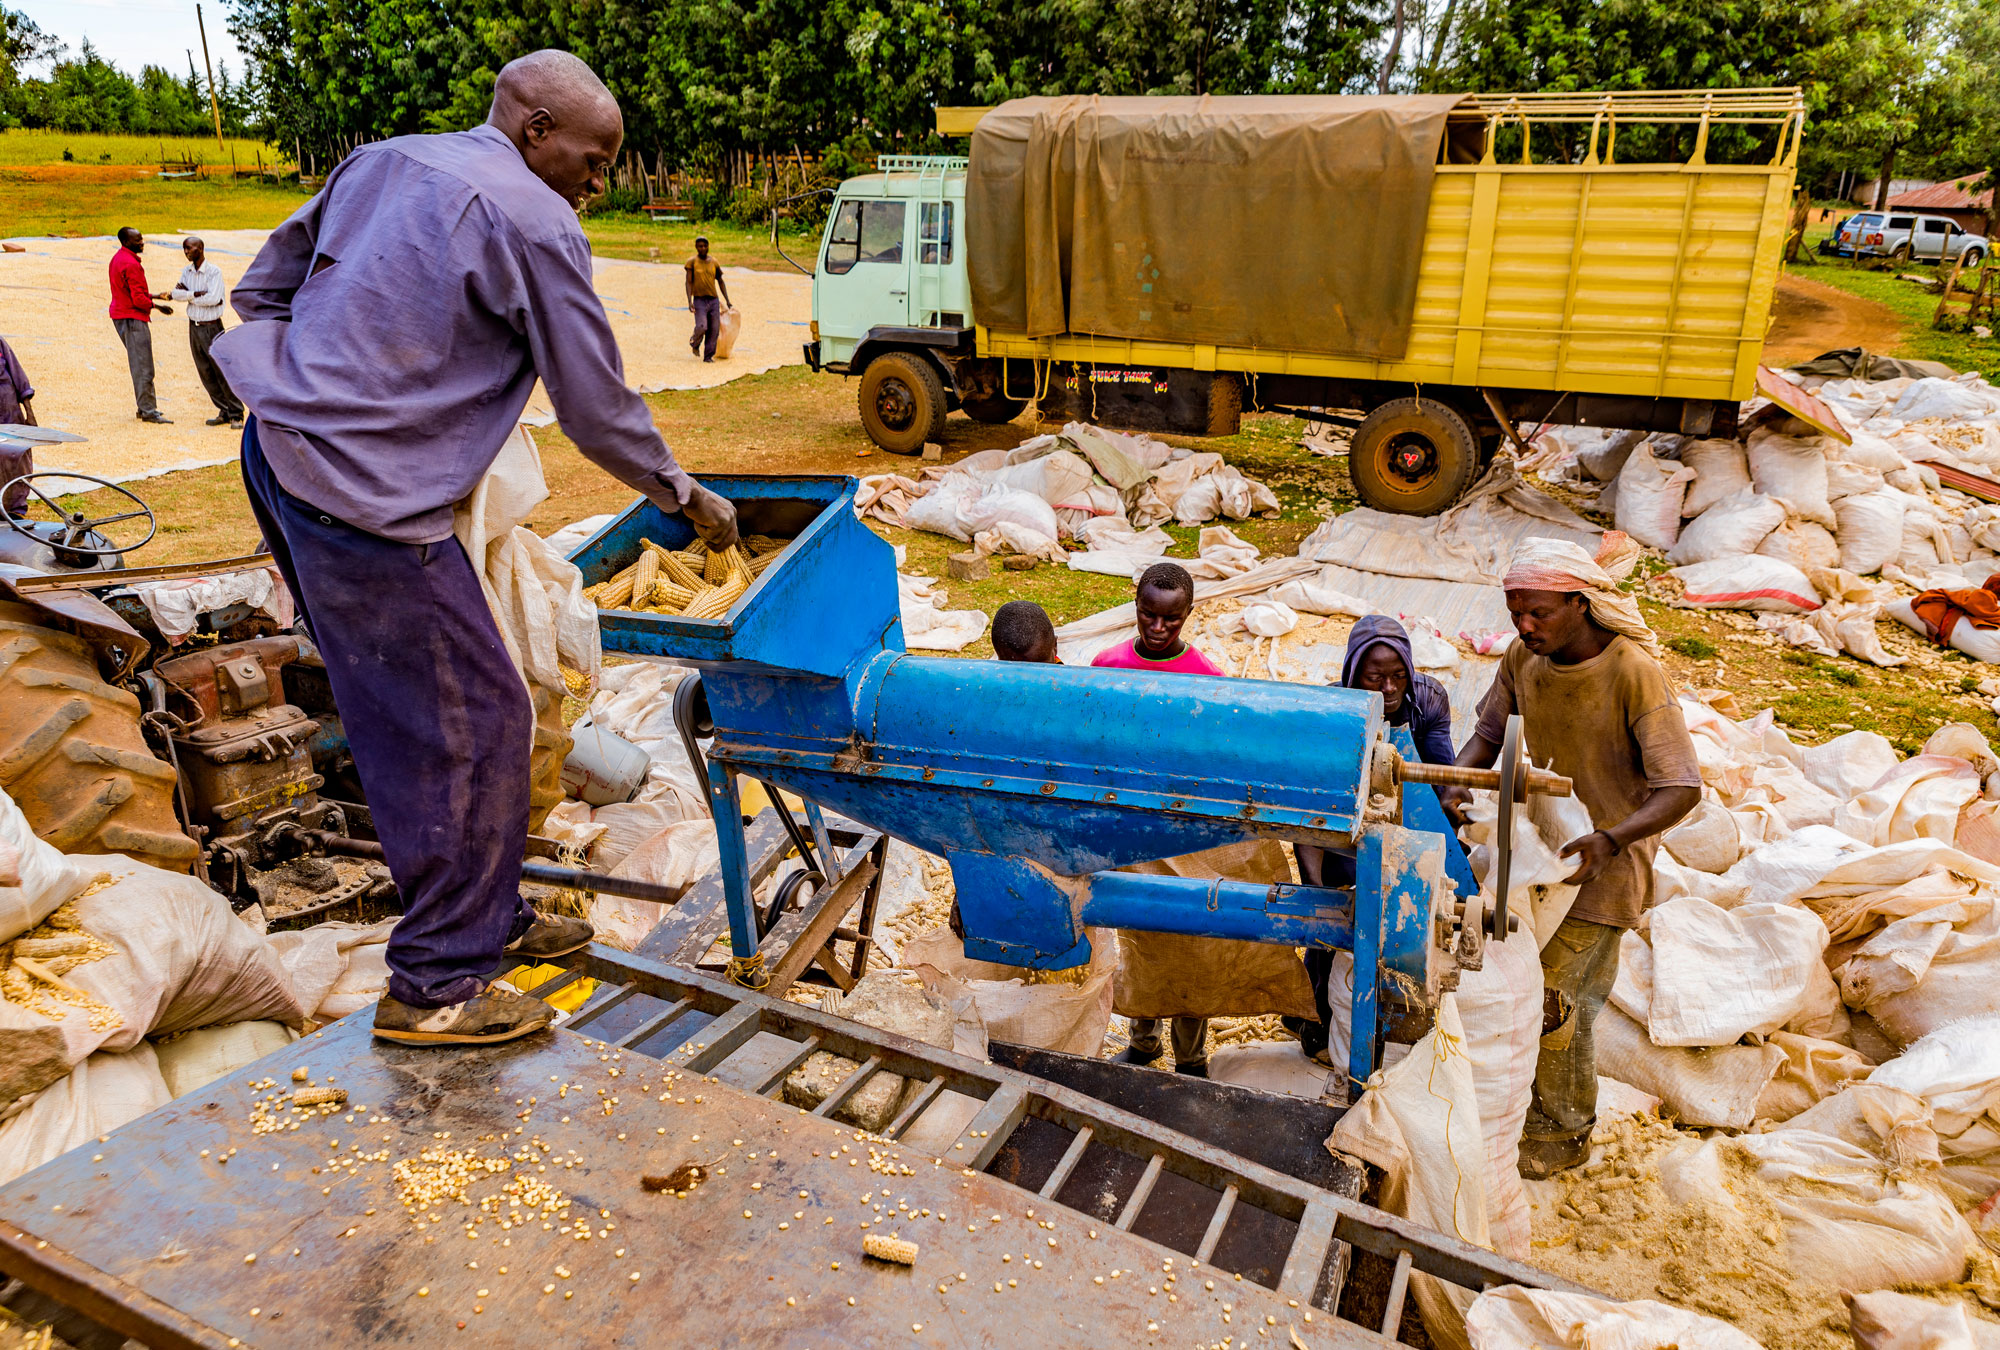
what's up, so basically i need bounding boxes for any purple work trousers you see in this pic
[239,419,535,1008]
[689,295,721,360]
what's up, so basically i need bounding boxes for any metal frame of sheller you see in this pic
[550,942,1594,1340]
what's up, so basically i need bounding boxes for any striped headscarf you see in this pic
[1501,532,1660,658]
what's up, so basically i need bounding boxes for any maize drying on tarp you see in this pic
[584,535,789,618]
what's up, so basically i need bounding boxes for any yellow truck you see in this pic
[803,89,1806,514]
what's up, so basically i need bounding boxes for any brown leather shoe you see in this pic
[503,911,593,960]
[372,983,554,1045]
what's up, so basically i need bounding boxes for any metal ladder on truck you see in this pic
[881,153,965,330]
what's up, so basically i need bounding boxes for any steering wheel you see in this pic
[0,471,158,559]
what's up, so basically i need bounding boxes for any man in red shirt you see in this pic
[108,227,173,424]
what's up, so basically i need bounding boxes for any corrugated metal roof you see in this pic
[1888,175,1994,211]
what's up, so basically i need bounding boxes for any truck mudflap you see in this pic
[803,339,821,372]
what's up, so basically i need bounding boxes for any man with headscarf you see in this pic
[1290,614,1464,1066]
[1455,533,1700,1177]
[215,49,739,1049]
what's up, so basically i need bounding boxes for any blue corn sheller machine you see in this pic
[570,475,1559,1093]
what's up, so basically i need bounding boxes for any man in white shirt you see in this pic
[166,236,244,427]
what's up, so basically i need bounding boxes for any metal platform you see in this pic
[0,943,1585,1348]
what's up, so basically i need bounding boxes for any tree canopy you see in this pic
[1,0,1993,202]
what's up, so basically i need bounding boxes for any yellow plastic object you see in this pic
[978,88,1805,406]
[735,778,805,819]
[507,963,596,1012]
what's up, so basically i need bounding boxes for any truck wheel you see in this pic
[0,602,198,872]
[1206,375,1243,437]
[1890,243,1912,263]
[1348,397,1481,516]
[859,352,947,454]
[961,393,1027,424]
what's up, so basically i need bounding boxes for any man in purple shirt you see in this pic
[0,337,36,516]
[215,49,737,1047]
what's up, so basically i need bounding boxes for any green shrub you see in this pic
[726,185,771,229]
[1667,635,1717,660]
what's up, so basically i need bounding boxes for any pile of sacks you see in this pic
[854,421,1279,569]
[0,781,399,1186]
[1393,699,2000,1349]
[1529,365,2000,664]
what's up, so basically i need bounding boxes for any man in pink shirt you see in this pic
[1091,561,1224,676]
[108,227,174,423]
[1094,562,1234,1074]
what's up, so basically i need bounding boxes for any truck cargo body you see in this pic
[807,89,1805,514]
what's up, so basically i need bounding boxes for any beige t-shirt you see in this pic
[1473,635,1700,928]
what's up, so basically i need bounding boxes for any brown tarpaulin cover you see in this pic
[968,94,1467,360]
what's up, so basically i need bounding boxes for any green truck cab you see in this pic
[805,92,1805,515]
[804,155,1022,451]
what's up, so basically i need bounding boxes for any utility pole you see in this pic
[196,2,224,150]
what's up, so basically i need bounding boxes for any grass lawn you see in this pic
[0,179,816,271]
[1641,600,1997,755]
[0,129,285,168]
[1788,226,2000,381]
[580,213,820,273]
[0,174,311,237]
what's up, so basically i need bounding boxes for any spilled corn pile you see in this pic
[584,535,789,618]
[1529,1112,1844,1348]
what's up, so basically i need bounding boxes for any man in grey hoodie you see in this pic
[1292,614,1463,1065]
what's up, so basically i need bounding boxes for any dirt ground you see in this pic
[1,228,809,485]
[1762,271,1903,366]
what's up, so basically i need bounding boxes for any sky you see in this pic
[13,0,247,81]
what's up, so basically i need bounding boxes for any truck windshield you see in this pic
[823,200,907,275]
[1853,214,1883,227]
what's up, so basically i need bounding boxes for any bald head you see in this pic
[487,49,623,207]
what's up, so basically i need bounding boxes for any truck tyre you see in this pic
[1206,375,1243,437]
[0,602,198,872]
[858,352,947,454]
[1348,397,1481,516]
[961,393,1027,424]
[1889,243,1912,263]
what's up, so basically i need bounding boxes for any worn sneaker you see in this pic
[503,911,594,960]
[372,984,554,1045]
[205,414,234,426]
